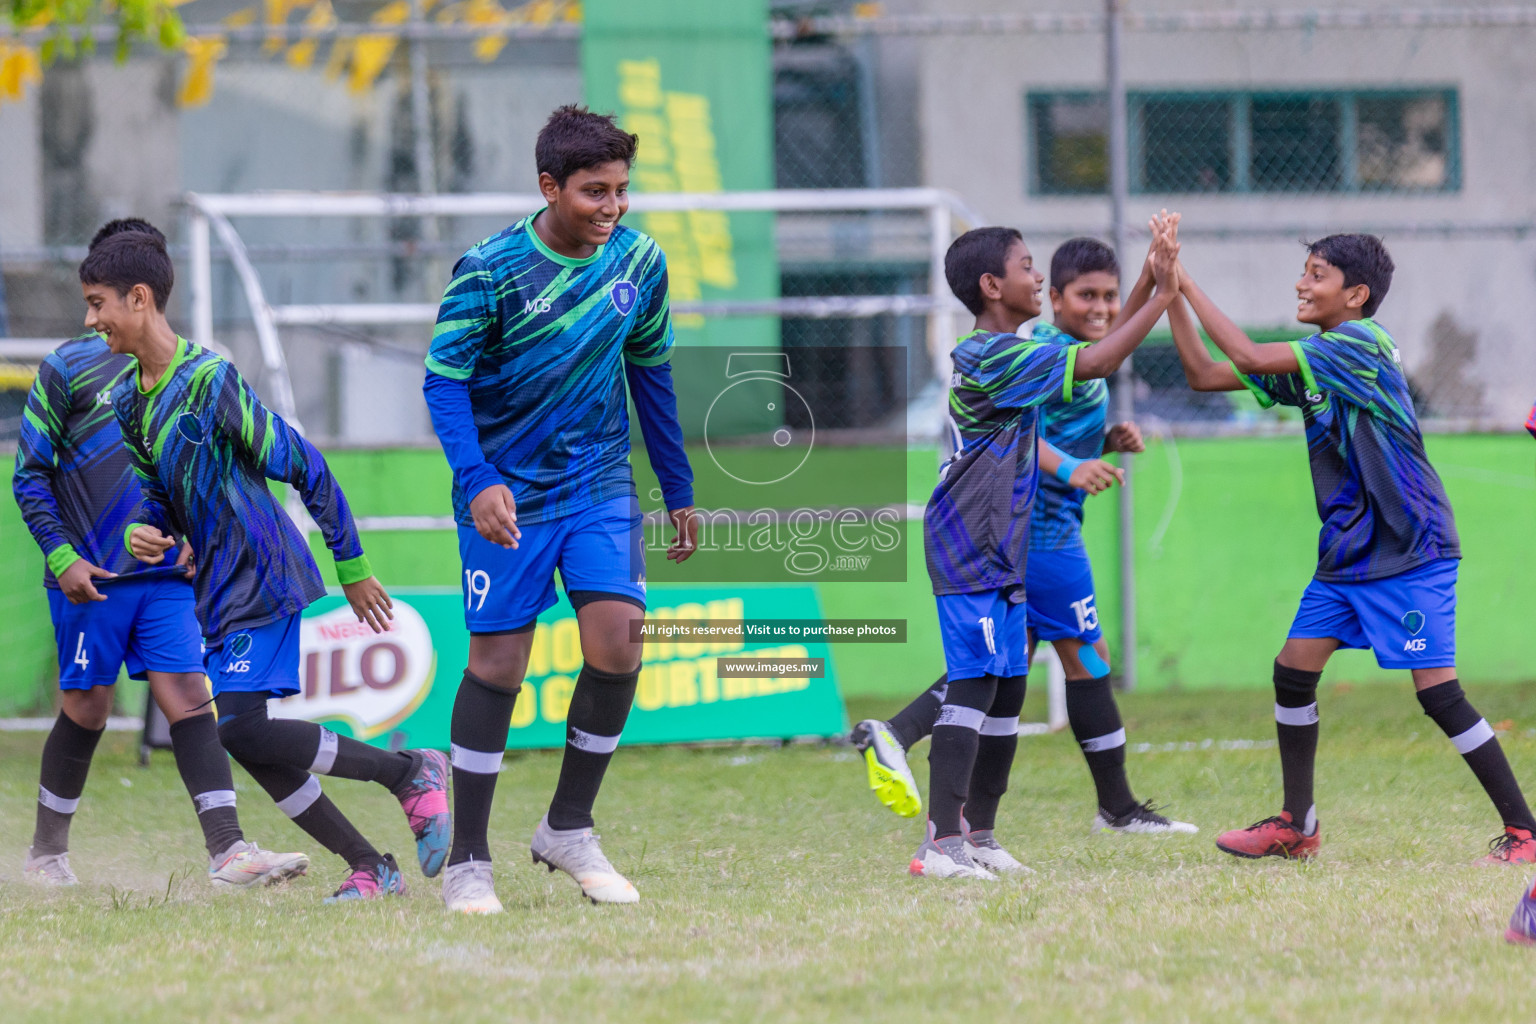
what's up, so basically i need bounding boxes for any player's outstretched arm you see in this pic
[211,362,383,598]
[1167,291,1245,393]
[1073,212,1180,381]
[1106,220,1162,332]
[1179,270,1299,376]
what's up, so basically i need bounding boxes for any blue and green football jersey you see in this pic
[425,214,677,527]
[1029,322,1110,552]
[111,339,370,644]
[926,327,1084,595]
[1241,319,1459,582]
[13,334,186,587]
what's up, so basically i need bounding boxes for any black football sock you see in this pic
[547,664,640,832]
[1065,673,1136,818]
[964,674,1026,833]
[232,758,379,870]
[1417,679,1536,831]
[448,670,519,866]
[887,674,947,751]
[927,675,998,840]
[167,712,245,858]
[1273,661,1321,833]
[31,710,104,856]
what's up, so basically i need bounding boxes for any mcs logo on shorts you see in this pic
[225,631,253,673]
[1402,610,1427,652]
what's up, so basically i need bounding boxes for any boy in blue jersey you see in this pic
[854,232,1197,841]
[424,106,696,912]
[14,219,307,889]
[80,229,451,902]
[1166,231,1536,864]
[906,219,1182,879]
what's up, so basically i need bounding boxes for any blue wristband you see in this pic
[1054,455,1084,484]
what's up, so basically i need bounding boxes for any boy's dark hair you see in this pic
[945,227,1024,316]
[79,230,174,312]
[90,217,166,251]
[1305,233,1394,318]
[1050,236,1119,292]
[535,104,639,187]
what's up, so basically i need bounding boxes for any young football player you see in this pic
[906,216,1181,879]
[1165,232,1536,863]
[424,105,696,913]
[85,228,450,902]
[853,231,1197,843]
[14,219,308,889]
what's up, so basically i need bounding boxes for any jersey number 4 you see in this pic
[74,632,90,671]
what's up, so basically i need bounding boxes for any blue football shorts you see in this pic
[1288,558,1458,670]
[203,613,303,698]
[935,587,1029,680]
[49,574,203,690]
[1023,544,1104,645]
[457,494,646,633]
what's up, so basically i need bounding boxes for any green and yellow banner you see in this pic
[580,0,778,351]
[271,587,848,749]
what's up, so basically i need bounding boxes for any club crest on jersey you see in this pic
[176,412,205,445]
[1401,610,1425,635]
[229,632,254,658]
[610,280,637,316]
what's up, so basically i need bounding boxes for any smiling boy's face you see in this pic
[1295,253,1369,330]
[1051,270,1121,342]
[982,240,1045,324]
[81,282,150,354]
[539,159,631,250]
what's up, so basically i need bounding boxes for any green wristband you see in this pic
[47,544,82,578]
[335,553,374,585]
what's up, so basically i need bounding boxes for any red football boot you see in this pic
[1215,810,1320,860]
[1479,826,1536,866]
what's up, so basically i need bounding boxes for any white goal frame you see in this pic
[181,187,1069,732]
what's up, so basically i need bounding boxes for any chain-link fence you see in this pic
[4,2,1534,446]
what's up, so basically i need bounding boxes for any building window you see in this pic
[1028,93,1109,194]
[1028,88,1458,195]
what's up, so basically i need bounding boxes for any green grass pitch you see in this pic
[3,683,1536,1022]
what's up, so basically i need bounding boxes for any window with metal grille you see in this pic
[1027,88,1459,195]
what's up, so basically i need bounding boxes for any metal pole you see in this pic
[409,0,439,229]
[190,212,213,351]
[1106,0,1137,691]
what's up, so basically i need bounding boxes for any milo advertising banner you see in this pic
[270,587,848,750]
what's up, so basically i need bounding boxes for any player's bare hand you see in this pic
[470,484,521,549]
[1068,459,1125,495]
[1104,421,1145,454]
[342,576,394,634]
[128,525,176,565]
[175,540,197,580]
[58,558,116,604]
[667,506,699,563]
[1150,210,1181,292]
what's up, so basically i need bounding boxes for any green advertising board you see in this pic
[580,0,778,367]
[269,586,848,750]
